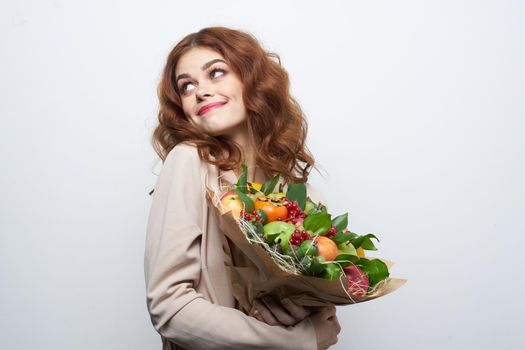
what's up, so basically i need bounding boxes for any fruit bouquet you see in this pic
[205,164,406,315]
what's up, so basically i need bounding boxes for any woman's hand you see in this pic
[310,305,341,350]
[252,295,312,327]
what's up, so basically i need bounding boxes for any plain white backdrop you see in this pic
[1,0,524,349]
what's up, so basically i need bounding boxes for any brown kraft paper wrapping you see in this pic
[205,186,407,317]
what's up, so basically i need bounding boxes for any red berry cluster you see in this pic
[240,209,264,224]
[325,226,338,239]
[284,199,307,225]
[290,229,312,246]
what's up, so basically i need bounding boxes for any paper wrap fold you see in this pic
[205,186,407,316]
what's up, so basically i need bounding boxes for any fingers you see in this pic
[254,298,295,326]
[253,297,335,328]
[253,299,279,325]
[320,305,337,325]
[260,296,297,326]
[279,298,311,321]
[323,304,336,318]
[324,307,341,335]
[331,314,341,334]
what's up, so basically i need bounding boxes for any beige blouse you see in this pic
[144,142,328,350]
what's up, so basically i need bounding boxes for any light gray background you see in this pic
[1,0,524,349]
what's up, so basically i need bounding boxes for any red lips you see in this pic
[197,101,227,116]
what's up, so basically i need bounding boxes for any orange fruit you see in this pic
[254,200,288,223]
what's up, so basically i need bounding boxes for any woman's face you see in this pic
[175,47,247,137]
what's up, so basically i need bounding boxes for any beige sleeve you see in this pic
[144,145,318,350]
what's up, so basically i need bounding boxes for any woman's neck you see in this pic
[226,121,261,182]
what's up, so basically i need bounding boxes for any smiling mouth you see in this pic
[198,102,227,116]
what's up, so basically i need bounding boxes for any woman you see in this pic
[144,26,341,350]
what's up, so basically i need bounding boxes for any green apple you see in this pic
[304,200,315,213]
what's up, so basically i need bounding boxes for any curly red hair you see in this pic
[151,26,320,185]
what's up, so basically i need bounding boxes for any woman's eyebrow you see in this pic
[175,59,227,83]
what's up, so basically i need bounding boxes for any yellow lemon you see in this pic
[356,247,366,258]
[248,182,263,191]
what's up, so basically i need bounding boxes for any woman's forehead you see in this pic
[176,47,226,74]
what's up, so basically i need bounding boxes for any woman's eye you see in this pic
[180,82,194,94]
[179,68,225,95]
[210,68,225,78]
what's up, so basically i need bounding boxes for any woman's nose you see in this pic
[195,83,214,101]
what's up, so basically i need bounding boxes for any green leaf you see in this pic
[235,189,254,213]
[247,185,258,194]
[236,163,249,194]
[336,241,358,256]
[261,174,281,195]
[333,254,360,267]
[332,213,348,231]
[257,209,268,225]
[332,232,352,245]
[303,212,332,236]
[305,255,327,276]
[298,255,313,272]
[321,263,343,280]
[351,233,380,251]
[286,183,307,211]
[356,258,390,287]
[296,240,318,260]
